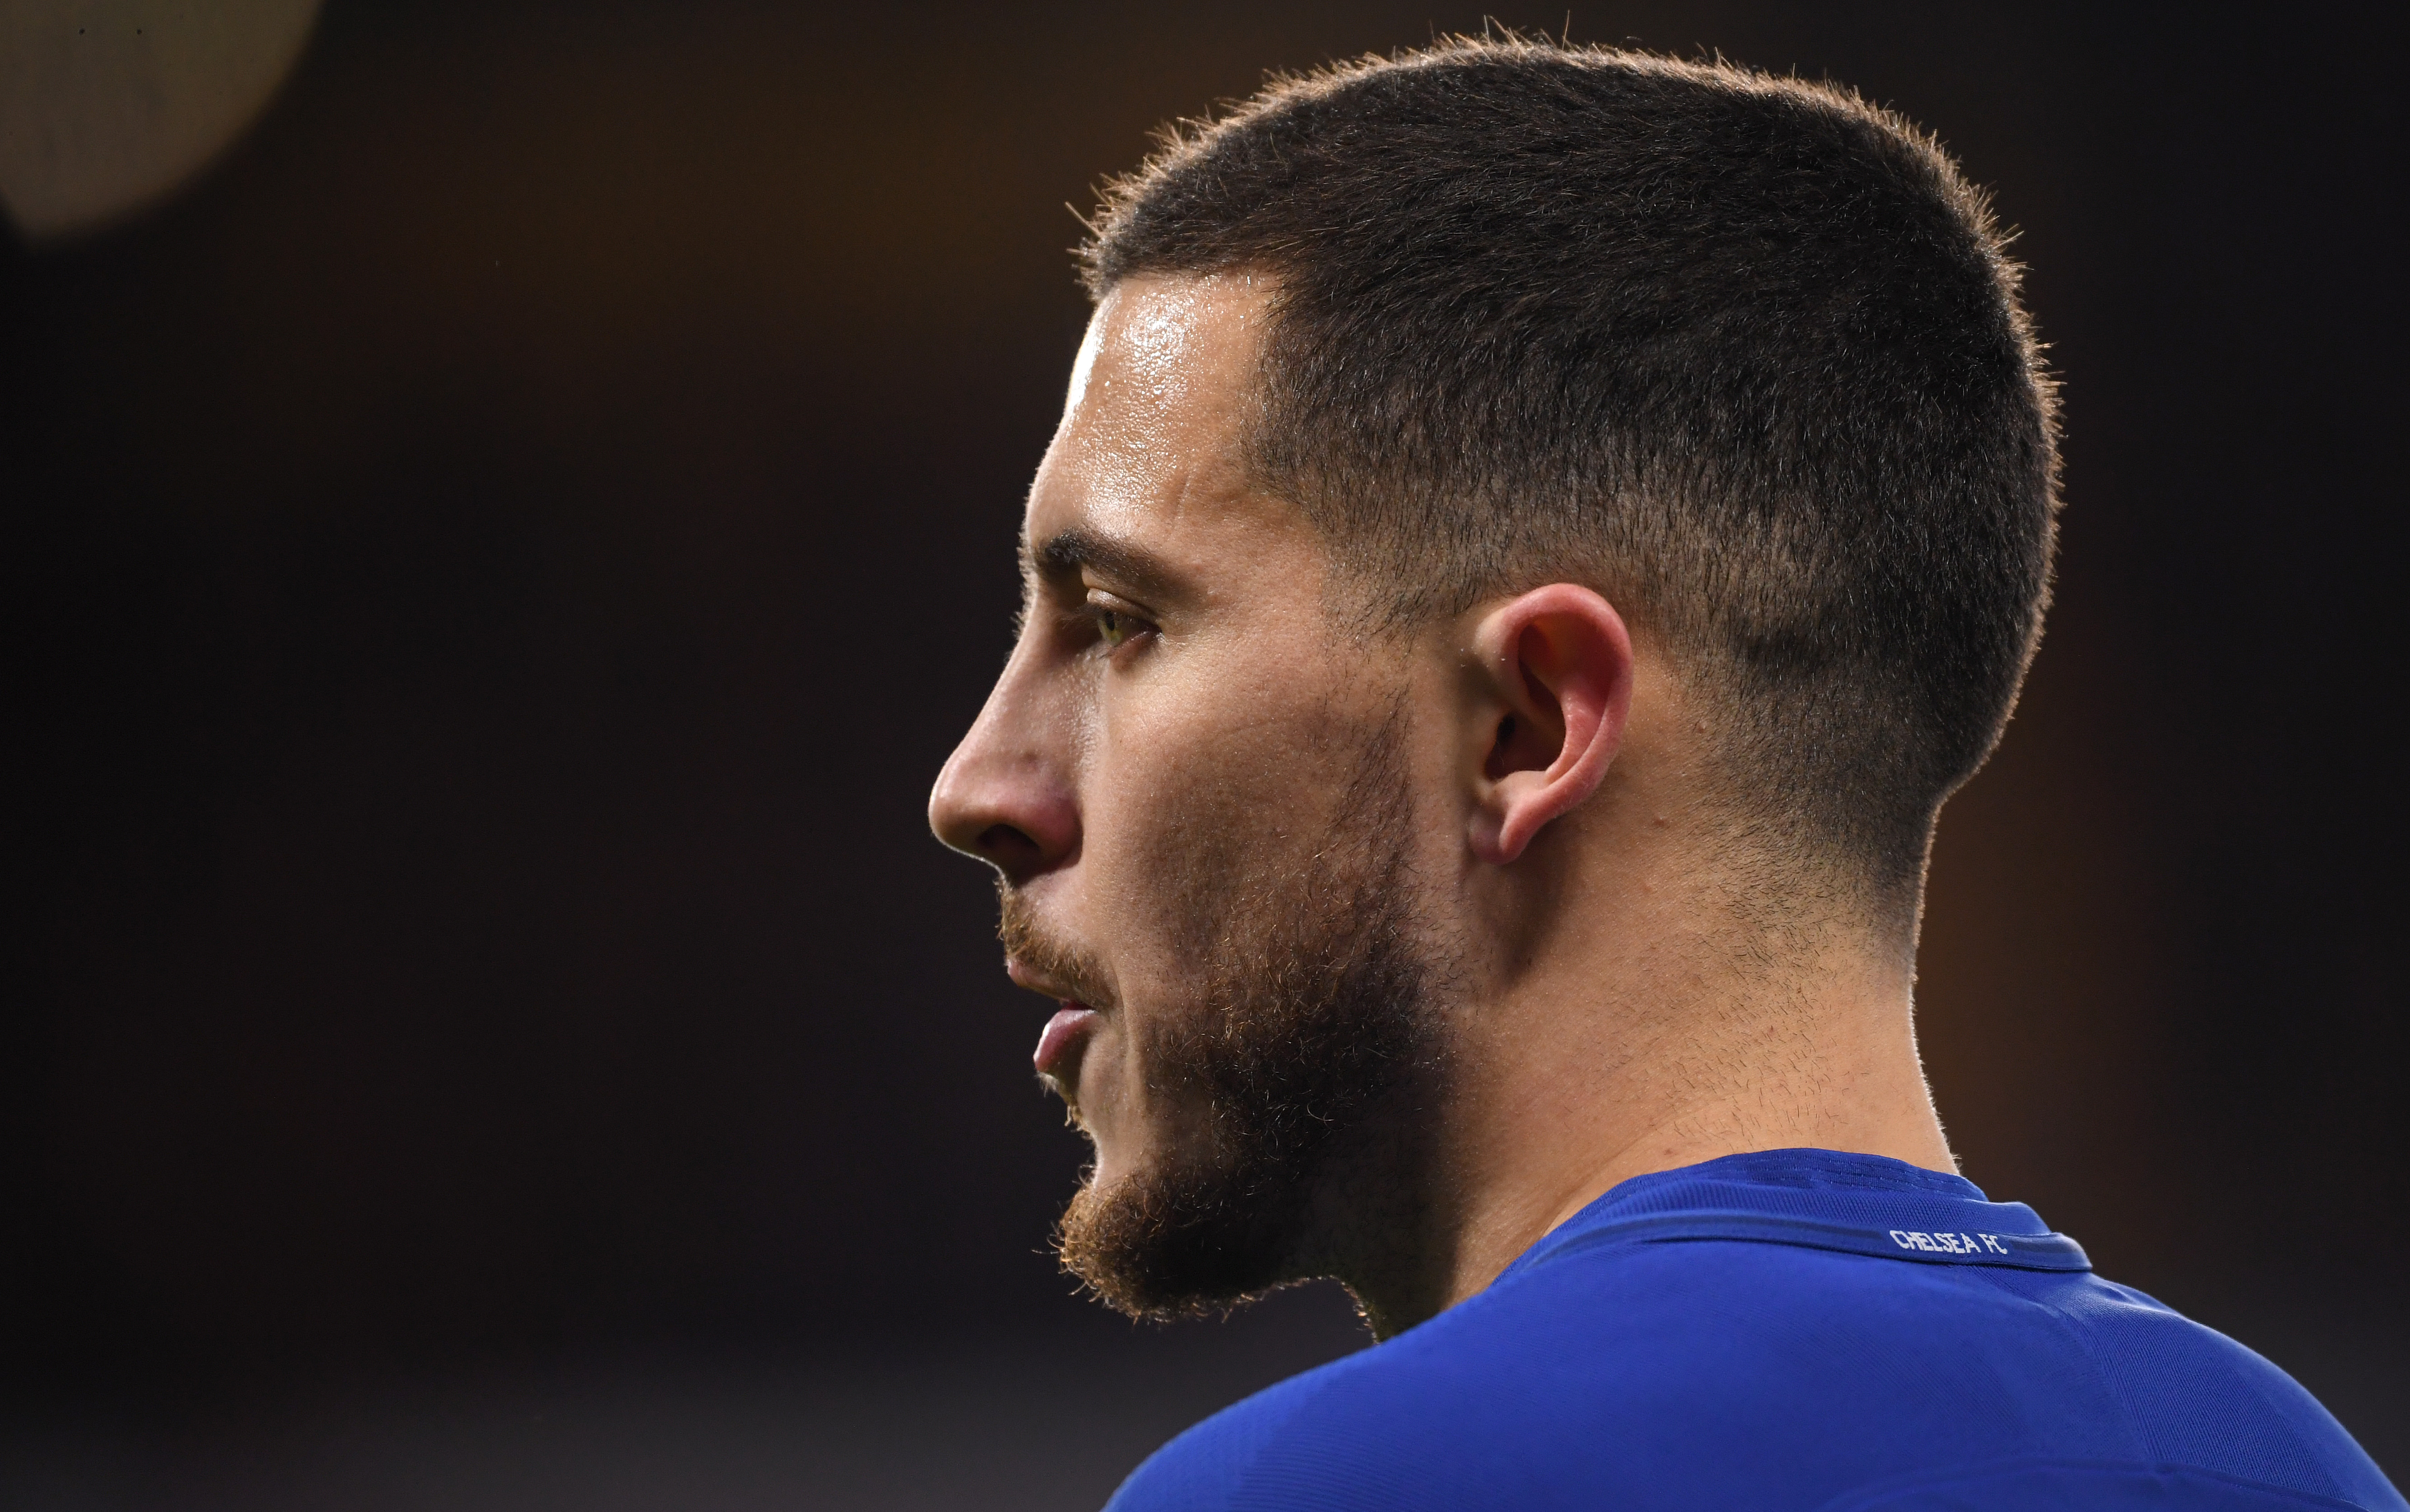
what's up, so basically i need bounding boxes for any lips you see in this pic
[1034,1002,1099,1080]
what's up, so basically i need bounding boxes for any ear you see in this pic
[1465,584,1635,866]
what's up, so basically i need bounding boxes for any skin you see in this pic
[929,272,1956,1336]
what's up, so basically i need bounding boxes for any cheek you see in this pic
[1082,674,1383,958]
[1074,690,1275,955]
[1087,668,1310,841]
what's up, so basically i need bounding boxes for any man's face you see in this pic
[928,275,1449,1313]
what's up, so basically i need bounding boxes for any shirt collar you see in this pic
[1500,1147,2090,1281]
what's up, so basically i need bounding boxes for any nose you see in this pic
[928,668,1080,885]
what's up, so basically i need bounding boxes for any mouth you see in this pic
[1005,954,1105,1093]
[1034,1001,1100,1084]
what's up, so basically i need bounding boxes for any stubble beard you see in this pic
[1001,706,1450,1322]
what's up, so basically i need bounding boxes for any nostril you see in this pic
[978,822,1039,859]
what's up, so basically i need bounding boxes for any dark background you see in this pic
[4,2,2402,1505]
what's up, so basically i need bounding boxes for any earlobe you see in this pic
[1466,585,1635,866]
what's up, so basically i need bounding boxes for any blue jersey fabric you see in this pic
[1104,1149,2402,1512]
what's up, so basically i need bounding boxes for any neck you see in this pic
[1338,858,1952,1340]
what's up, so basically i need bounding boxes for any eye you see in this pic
[1084,593,1156,651]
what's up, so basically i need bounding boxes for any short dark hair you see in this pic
[1081,37,2059,897]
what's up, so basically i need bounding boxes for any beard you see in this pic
[1000,703,1448,1321]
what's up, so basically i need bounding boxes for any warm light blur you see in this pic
[0,0,320,241]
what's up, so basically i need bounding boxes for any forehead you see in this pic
[1026,273,1306,568]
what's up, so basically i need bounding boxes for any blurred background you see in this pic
[2,2,2401,1506]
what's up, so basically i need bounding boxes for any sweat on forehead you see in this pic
[1026,280,1325,601]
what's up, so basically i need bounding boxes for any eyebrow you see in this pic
[1024,527,1186,603]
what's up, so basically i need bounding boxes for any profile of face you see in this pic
[927,276,1466,1317]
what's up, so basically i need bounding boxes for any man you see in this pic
[928,37,2402,1512]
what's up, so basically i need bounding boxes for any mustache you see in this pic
[996,882,1113,1007]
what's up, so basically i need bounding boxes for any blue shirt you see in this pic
[1105,1149,2403,1511]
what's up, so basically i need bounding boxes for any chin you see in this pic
[1076,1106,1174,1196]
[1055,1150,1298,1320]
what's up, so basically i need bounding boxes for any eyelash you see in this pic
[1082,593,1157,652]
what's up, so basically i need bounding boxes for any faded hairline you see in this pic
[1075,38,2058,924]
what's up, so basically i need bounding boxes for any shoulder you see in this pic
[1108,1240,2019,1511]
[1105,1242,2405,1512]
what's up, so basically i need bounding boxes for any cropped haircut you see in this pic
[1080,38,2060,899]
